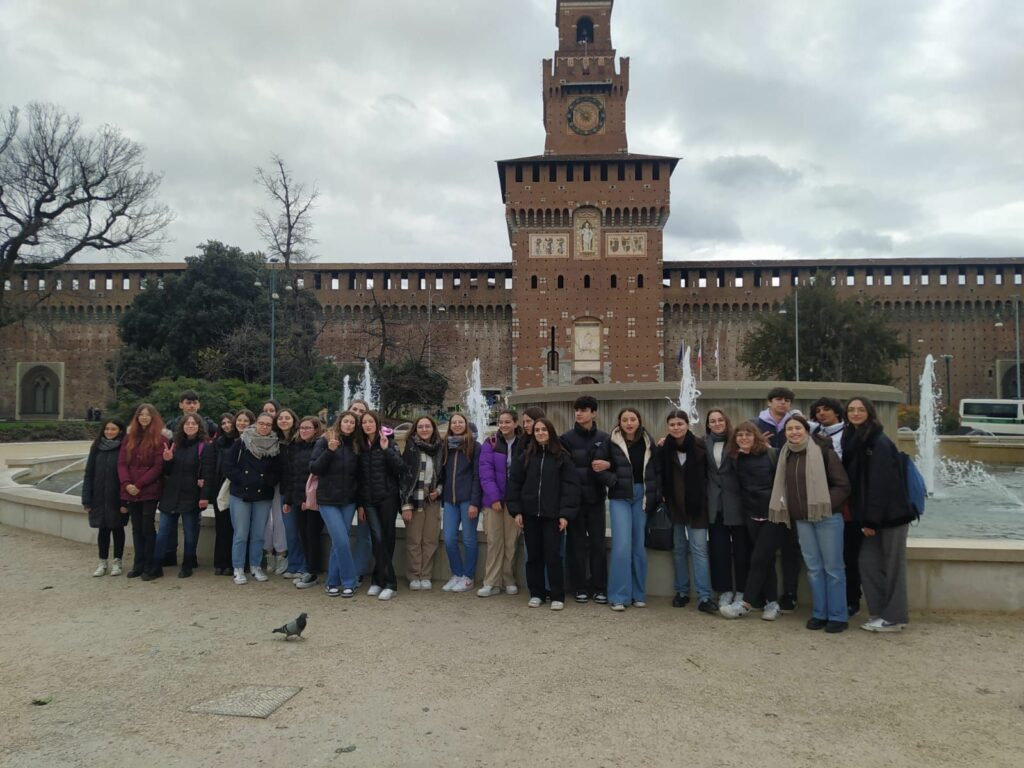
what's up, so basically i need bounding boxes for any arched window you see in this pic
[530,275,538,289]
[583,274,591,288]
[557,275,565,289]
[576,16,594,44]
[637,273,645,288]
[610,274,617,289]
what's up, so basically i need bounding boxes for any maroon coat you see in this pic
[118,440,167,502]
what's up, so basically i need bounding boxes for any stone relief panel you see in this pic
[606,232,647,257]
[529,233,570,258]
[573,320,602,372]
[574,208,601,260]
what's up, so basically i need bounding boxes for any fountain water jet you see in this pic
[464,359,491,437]
[916,354,939,495]
[668,346,701,424]
[341,374,351,412]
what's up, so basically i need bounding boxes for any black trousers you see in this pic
[844,520,864,607]
[524,515,565,602]
[128,500,159,573]
[708,516,751,593]
[567,500,607,595]
[365,496,399,590]
[743,519,785,608]
[298,507,325,575]
[97,527,126,560]
[780,524,802,598]
[213,502,234,570]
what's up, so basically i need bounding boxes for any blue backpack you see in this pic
[899,452,927,519]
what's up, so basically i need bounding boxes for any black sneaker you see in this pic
[847,602,860,618]
[141,570,162,582]
[574,592,589,604]
[126,567,144,578]
[779,593,797,612]
[672,592,690,608]
[593,593,608,604]
[825,620,849,634]
[697,598,718,614]
[177,567,192,579]
[806,617,827,630]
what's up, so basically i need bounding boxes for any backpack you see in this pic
[899,452,927,519]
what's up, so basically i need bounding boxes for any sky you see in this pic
[2,0,1022,265]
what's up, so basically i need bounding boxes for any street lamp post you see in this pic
[778,286,800,382]
[1015,296,1021,398]
[254,256,290,399]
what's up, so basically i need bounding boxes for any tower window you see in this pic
[637,274,644,288]
[584,275,591,289]
[610,274,618,289]
[600,163,608,181]
[514,164,523,183]
[576,17,594,44]
[566,164,574,182]
[532,164,540,183]
[557,275,565,289]
[583,164,591,182]
[531,275,538,289]
[652,163,661,181]
[549,164,557,182]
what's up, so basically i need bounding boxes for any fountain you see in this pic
[668,346,702,424]
[354,359,377,410]
[341,374,351,412]
[916,353,939,494]
[464,359,491,437]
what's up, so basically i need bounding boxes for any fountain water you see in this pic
[354,359,377,410]
[916,353,939,494]
[464,359,491,438]
[668,346,701,424]
[341,374,351,412]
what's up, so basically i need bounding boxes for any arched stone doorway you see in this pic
[1001,365,1023,398]
[575,376,599,385]
[16,362,64,420]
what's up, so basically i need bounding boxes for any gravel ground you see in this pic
[2,523,1022,768]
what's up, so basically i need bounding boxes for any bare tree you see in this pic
[254,154,318,268]
[0,103,173,326]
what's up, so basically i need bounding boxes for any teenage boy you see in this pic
[810,396,861,616]
[162,389,216,567]
[560,395,610,604]
[752,386,802,611]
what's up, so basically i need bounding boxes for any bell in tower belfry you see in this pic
[543,0,630,156]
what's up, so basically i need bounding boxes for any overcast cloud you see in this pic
[2,0,1021,265]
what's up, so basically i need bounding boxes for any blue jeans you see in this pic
[443,501,479,579]
[672,524,711,600]
[281,504,307,573]
[155,509,200,565]
[320,504,358,589]
[796,513,848,622]
[351,516,372,576]
[229,496,272,570]
[608,484,648,606]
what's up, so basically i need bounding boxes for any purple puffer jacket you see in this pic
[479,431,522,507]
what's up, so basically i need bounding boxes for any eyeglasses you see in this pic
[299,425,315,431]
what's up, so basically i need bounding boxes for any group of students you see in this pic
[81,386,915,631]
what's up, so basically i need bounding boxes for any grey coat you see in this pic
[705,437,743,526]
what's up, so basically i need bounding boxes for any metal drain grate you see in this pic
[189,685,302,718]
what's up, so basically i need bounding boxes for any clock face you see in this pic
[567,96,605,136]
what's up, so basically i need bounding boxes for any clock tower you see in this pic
[498,0,678,389]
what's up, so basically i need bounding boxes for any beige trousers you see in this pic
[405,501,441,581]
[483,503,521,588]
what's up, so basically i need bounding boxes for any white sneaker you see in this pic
[367,584,383,597]
[264,553,276,572]
[93,560,107,577]
[632,600,647,608]
[528,597,543,607]
[720,601,749,619]
[610,603,626,612]
[718,591,735,608]
[109,558,123,576]
[409,579,422,590]
[734,591,745,605]
[420,579,432,590]
[861,617,905,633]
[477,585,501,597]
[282,570,299,579]
[550,601,564,611]
[762,601,781,621]
[251,567,268,582]
[442,576,460,592]
[505,585,519,595]
[451,576,473,593]
[274,556,288,575]
[378,588,395,601]
[233,568,247,585]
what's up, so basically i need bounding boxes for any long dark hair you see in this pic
[296,415,324,443]
[173,413,207,447]
[842,396,884,448]
[275,407,300,443]
[615,407,645,443]
[92,418,126,448]
[443,412,476,462]
[358,410,384,450]
[704,408,733,442]
[216,412,237,440]
[123,403,165,461]
[524,417,566,461]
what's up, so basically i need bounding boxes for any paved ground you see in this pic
[2,523,1022,768]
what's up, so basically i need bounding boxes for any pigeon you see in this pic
[272,612,307,640]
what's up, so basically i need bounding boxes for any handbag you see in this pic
[644,502,673,551]
[304,473,320,511]
[216,478,231,510]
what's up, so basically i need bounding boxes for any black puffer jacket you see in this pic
[357,438,405,506]
[842,426,914,528]
[282,437,318,509]
[734,449,777,521]
[222,440,281,502]
[82,440,127,528]
[309,435,360,507]
[559,422,610,505]
[657,431,708,527]
[160,437,206,514]
[595,427,660,511]
[506,445,580,521]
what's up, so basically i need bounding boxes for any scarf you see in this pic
[447,435,465,451]
[706,430,727,468]
[768,437,832,528]
[240,426,280,459]
[98,437,122,451]
[410,435,440,511]
[411,435,441,456]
